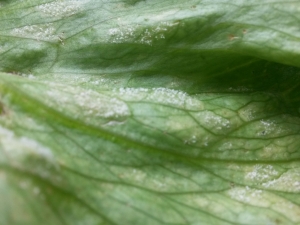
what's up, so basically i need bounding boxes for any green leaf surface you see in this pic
[0,0,300,224]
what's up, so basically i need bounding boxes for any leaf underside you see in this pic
[0,0,300,225]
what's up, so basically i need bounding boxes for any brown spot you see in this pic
[228,34,236,41]
[191,5,196,8]
[243,29,247,34]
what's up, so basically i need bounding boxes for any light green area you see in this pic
[0,0,300,224]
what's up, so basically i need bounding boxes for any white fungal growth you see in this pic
[108,25,139,43]
[261,168,300,192]
[9,72,36,79]
[238,107,256,121]
[183,135,198,145]
[113,87,203,110]
[36,0,82,18]
[259,143,287,158]
[117,168,147,183]
[258,119,276,136]
[203,111,230,129]
[150,10,179,21]
[45,84,130,120]
[228,186,263,203]
[191,110,231,134]
[117,87,148,101]
[91,78,107,85]
[149,88,187,106]
[245,165,300,192]
[0,126,54,164]
[108,21,177,45]
[11,23,56,41]
[228,186,300,222]
[245,165,279,182]
[190,135,197,144]
[218,142,233,151]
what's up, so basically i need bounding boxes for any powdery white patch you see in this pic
[218,141,233,151]
[126,169,179,191]
[108,21,178,45]
[192,110,231,134]
[238,107,256,121]
[0,126,54,164]
[245,165,300,192]
[258,119,277,136]
[91,78,108,85]
[203,111,231,130]
[228,186,300,222]
[116,87,149,101]
[45,84,130,120]
[11,23,57,41]
[271,199,300,223]
[7,72,36,79]
[261,168,300,192]
[103,120,126,126]
[108,25,137,43]
[36,0,83,18]
[227,186,263,204]
[117,168,147,183]
[21,73,35,79]
[113,166,172,190]
[258,143,289,159]
[184,135,197,145]
[245,165,279,182]
[113,87,203,110]
[150,9,180,21]
[164,116,196,131]
[149,88,187,106]
[165,118,203,146]
[192,196,212,209]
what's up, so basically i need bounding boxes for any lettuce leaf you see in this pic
[0,0,300,224]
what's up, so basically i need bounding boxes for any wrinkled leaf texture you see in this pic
[0,0,300,225]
